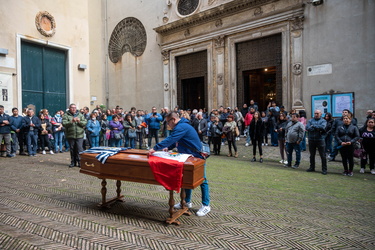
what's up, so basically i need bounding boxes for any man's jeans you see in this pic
[308,139,327,171]
[54,131,64,152]
[185,163,210,206]
[329,138,339,159]
[26,131,38,155]
[0,133,11,155]
[287,142,301,166]
[148,128,159,148]
[10,132,18,154]
[68,138,84,164]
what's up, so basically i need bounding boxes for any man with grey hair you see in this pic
[192,112,208,142]
[21,108,41,157]
[63,104,87,168]
[306,110,328,175]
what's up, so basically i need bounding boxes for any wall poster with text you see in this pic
[332,92,354,118]
[311,95,331,118]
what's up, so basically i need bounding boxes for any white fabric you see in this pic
[152,151,191,162]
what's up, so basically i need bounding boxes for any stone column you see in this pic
[214,35,225,108]
[162,50,171,109]
[290,16,304,110]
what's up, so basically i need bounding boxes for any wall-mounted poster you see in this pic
[332,92,354,117]
[0,73,13,114]
[311,95,331,117]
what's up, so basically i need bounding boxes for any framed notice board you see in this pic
[332,92,354,117]
[311,94,331,117]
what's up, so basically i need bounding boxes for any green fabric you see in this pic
[62,111,87,139]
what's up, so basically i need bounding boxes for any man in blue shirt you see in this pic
[146,107,163,148]
[149,112,211,216]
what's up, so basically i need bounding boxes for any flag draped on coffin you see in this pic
[148,152,192,193]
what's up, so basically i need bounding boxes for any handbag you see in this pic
[128,128,137,138]
[354,148,366,159]
[235,126,240,137]
[114,132,123,140]
[215,128,222,135]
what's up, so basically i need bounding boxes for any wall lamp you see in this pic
[0,48,9,56]
[78,64,87,70]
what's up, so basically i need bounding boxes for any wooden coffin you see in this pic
[80,149,205,189]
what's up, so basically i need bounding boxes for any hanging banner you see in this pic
[0,73,13,114]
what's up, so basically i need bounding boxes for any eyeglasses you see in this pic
[166,118,174,123]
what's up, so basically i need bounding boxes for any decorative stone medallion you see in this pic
[177,0,199,16]
[293,63,302,75]
[35,11,56,37]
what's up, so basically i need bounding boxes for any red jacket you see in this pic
[244,113,253,126]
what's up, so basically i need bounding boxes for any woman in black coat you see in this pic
[209,116,223,155]
[250,111,265,162]
[335,115,360,176]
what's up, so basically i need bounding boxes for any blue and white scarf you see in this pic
[82,147,129,164]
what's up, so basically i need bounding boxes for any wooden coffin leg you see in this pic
[166,189,190,225]
[98,179,124,208]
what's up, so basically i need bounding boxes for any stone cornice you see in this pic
[154,0,280,35]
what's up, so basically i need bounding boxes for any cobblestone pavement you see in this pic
[0,138,374,249]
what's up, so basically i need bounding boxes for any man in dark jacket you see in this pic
[149,112,211,216]
[10,107,24,156]
[285,113,305,168]
[0,105,14,157]
[22,109,41,156]
[306,110,327,174]
[192,112,208,142]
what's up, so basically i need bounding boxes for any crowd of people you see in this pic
[1,102,374,176]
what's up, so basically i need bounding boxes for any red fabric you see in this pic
[148,155,184,193]
[244,112,253,126]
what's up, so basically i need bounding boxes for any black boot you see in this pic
[69,161,76,168]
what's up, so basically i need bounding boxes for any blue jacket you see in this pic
[22,116,41,134]
[306,117,327,140]
[10,115,23,132]
[153,117,202,158]
[0,113,12,134]
[87,119,101,136]
[146,113,163,130]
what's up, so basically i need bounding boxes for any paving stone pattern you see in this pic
[0,140,374,249]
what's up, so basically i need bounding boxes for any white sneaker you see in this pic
[174,202,192,209]
[197,205,211,216]
[265,143,268,146]
[221,142,225,146]
[245,143,249,147]
[371,169,375,175]
[262,143,264,146]
[42,150,46,155]
[283,160,288,164]
[50,150,54,155]
[279,159,284,164]
[359,168,365,174]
